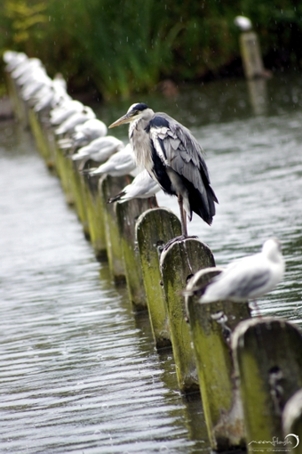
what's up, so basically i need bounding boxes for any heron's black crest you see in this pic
[131,103,149,112]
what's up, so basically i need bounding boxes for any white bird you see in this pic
[33,76,69,112]
[72,136,124,167]
[55,106,96,136]
[50,99,83,126]
[199,238,284,303]
[234,15,253,32]
[89,143,136,177]
[73,118,107,143]
[3,50,19,64]
[21,68,51,102]
[58,119,107,151]
[108,169,161,203]
[4,52,28,72]
[13,57,43,83]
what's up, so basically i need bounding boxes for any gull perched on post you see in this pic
[199,238,285,304]
[109,103,218,237]
[108,169,161,203]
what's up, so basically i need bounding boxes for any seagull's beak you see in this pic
[109,112,133,129]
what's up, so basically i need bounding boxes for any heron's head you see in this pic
[109,103,153,128]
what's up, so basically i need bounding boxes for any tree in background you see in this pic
[1,0,302,99]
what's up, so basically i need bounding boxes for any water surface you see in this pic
[1,71,302,453]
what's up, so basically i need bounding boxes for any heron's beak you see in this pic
[109,113,133,129]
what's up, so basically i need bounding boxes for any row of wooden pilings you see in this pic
[6,66,302,453]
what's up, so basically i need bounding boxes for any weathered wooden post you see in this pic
[100,175,131,281]
[160,237,215,393]
[283,389,302,453]
[136,208,181,348]
[28,109,53,166]
[83,173,107,260]
[5,71,29,128]
[232,317,302,452]
[186,268,250,450]
[239,31,265,79]
[116,197,158,310]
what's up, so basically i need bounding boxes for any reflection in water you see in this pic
[1,71,302,452]
[247,78,268,115]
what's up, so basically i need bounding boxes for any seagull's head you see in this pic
[109,103,153,128]
[262,238,284,264]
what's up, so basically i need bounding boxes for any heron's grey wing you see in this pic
[148,113,214,194]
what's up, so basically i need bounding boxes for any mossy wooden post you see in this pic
[283,390,302,453]
[100,175,131,282]
[84,173,107,260]
[186,268,250,450]
[240,31,264,79]
[116,197,158,310]
[28,108,54,167]
[5,72,29,128]
[69,163,90,237]
[160,237,215,393]
[136,208,181,348]
[232,317,302,452]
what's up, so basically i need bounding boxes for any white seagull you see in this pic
[50,99,83,126]
[89,143,137,177]
[234,15,253,32]
[199,238,285,303]
[55,106,96,136]
[108,169,161,203]
[71,136,124,169]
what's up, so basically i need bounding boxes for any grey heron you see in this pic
[199,238,284,303]
[109,102,218,236]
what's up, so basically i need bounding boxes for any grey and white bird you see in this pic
[58,118,107,151]
[109,169,161,203]
[55,106,96,136]
[109,102,218,236]
[72,136,124,168]
[199,238,285,303]
[89,143,136,177]
[50,99,83,126]
[4,52,28,72]
[234,15,253,31]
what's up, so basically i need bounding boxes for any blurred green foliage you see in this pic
[1,0,302,99]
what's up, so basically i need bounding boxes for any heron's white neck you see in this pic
[129,113,154,170]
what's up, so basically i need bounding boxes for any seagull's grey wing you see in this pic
[203,263,271,302]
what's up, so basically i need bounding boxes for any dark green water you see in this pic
[1,71,302,453]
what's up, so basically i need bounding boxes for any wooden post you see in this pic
[186,268,250,450]
[28,108,53,166]
[240,31,265,79]
[100,175,131,282]
[136,208,181,348]
[5,72,29,128]
[283,390,302,453]
[116,197,158,310]
[232,317,302,452]
[160,237,215,393]
[84,173,107,261]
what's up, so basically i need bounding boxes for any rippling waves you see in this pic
[0,124,201,453]
[2,72,302,453]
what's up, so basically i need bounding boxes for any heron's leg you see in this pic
[178,194,188,237]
